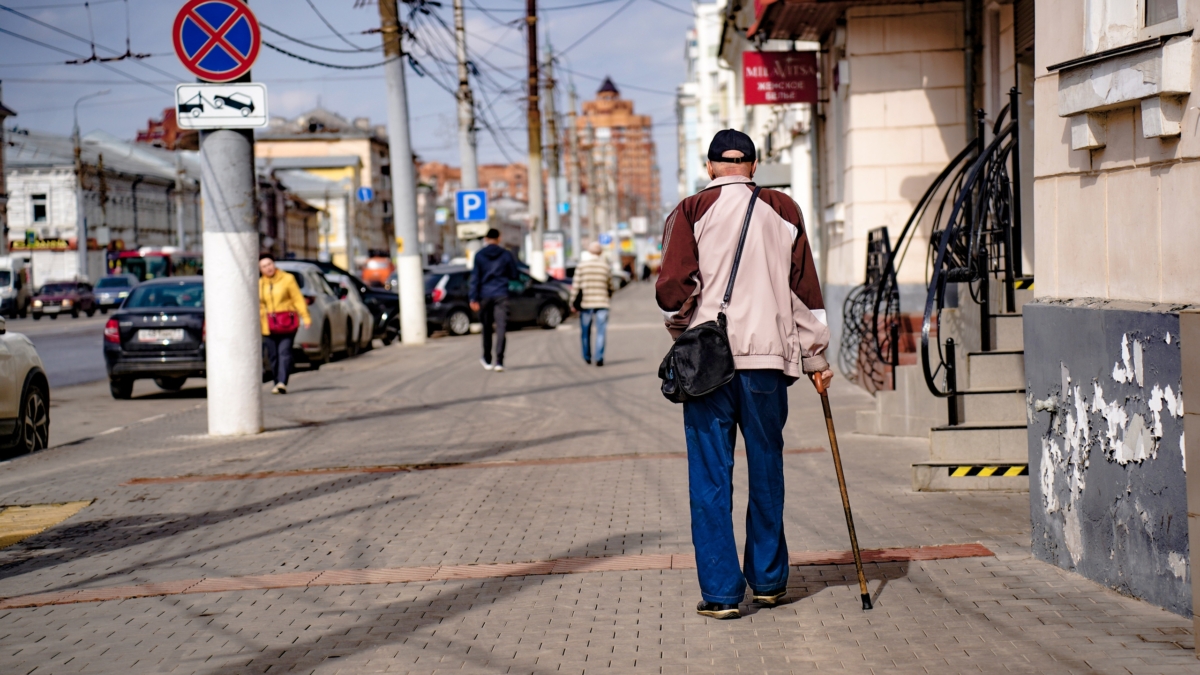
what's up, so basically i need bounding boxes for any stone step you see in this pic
[912,461,1030,492]
[967,350,1025,389]
[929,423,1028,462]
[993,314,1024,351]
[856,409,946,437]
[961,389,1027,424]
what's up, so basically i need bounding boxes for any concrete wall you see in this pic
[1025,302,1189,616]
[1029,0,1200,616]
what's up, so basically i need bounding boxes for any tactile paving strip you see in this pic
[0,543,992,609]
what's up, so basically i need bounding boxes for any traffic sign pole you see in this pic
[175,0,264,436]
[378,0,426,346]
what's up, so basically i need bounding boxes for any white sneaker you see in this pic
[480,358,494,371]
[493,364,504,372]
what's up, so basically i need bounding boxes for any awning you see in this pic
[747,0,931,42]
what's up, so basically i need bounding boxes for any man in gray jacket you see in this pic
[656,130,833,620]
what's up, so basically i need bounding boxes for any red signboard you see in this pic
[743,51,818,106]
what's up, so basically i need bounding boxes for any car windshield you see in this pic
[124,282,204,308]
[0,271,10,286]
[96,277,132,288]
[40,283,75,294]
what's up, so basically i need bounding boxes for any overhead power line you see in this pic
[261,23,383,53]
[0,26,173,95]
[261,41,398,70]
[559,0,638,55]
[304,0,375,51]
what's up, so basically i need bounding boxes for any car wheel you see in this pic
[50,314,57,320]
[71,307,79,318]
[110,378,134,400]
[382,317,399,345]
[446,309,471,336]
[537,303,564,329]
[17,382,50,454]
[86,308,96,317]
[318,322,332,364]
[154,376,186,391]
[101,307,108,314]
[32,313,41,321]
[345,320,359,358]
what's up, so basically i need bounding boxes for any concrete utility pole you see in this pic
[524,0,545,279]
[0,82,12,256]
[543,47,560,234]
[454,0,478,190]
[72,89,109,281]
[566,86,582,259]
[200,126,262,435]
[379,0,427,344]
[583,121,598,241]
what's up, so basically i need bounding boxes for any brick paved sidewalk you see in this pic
[0,284,1192,674]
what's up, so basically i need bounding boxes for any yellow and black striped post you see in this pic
[819,390,873,610]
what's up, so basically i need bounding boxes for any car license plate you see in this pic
[42,306,60,314]
[137,328,185,343]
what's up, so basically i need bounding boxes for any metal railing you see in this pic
[838,88,1026,417]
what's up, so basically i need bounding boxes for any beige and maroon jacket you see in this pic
[655,175,829,377]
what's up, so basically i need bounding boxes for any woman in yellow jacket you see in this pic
[259,254,311,394]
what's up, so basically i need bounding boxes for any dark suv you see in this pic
[103,277,206,399]
[425,264,570,336]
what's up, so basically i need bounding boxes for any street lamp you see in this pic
[72,89,109,281]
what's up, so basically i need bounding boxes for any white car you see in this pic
[0,316,49,456]
[327,274,375,356]
[275,261,351,366]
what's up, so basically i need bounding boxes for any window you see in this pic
[31,194,47,222]
[1147,0,1179,25]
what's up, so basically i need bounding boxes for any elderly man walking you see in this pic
[656,129,833,620]
[574,241,613,366]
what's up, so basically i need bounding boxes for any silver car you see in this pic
[94,274,139,313]
[327,274,375,357]
[275,261,350,366]
[0,316,49,456]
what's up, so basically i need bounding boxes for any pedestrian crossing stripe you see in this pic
[948,465,1028,477]
[1014,278,1034,290]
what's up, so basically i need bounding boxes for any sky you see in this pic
[0,0,696,206]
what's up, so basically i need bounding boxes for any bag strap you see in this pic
[719,185,763,320]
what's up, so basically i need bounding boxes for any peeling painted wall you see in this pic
[1025,301,1189,616]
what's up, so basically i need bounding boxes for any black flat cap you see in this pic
[707,129,756,163]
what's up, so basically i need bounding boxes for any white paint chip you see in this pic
[1168,552,1188,580]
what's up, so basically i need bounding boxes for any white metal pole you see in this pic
[72,89,108,280]
[174,148,187,249]
[379,0,427,345]
[454,0,478,191]
[200,128,262,435]
[544,48,560,233]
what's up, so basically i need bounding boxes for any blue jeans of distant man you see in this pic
[683,369,790,604]
[579,308,609,362]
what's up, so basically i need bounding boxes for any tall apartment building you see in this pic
[571,79,661,232]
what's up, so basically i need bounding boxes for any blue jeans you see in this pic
[683,370,790,603]
[579,308,609,362]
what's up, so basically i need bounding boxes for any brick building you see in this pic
[417,161,528,203]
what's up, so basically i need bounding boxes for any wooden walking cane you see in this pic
[818,386,873,610]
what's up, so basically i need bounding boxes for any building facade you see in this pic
[256,108,393,273]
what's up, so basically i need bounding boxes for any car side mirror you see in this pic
[337,287,349,299]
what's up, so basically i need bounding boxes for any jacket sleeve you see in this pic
[469,261,481,302]
[654,203,702,339]
[287,274,311,325]
[786,207,830,374]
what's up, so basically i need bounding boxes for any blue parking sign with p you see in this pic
[455,189,488,222]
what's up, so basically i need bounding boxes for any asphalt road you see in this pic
[6,313,110,387]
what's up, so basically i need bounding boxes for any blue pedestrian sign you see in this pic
[455,189,488,222]
[356,186,374,203]
[598,233,613,246]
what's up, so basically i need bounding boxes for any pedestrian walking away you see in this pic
[259,254,311,395]
[469,228,520,372]
[656,129,834,620]
[574,241,613,366]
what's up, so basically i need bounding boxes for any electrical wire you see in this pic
[469,0,622,11]
[304,0,375,51]
[558,0,637,55]
[0,26,173,95]
[261,41,398,69]
[5,0,119,7]
[261,23,383,53]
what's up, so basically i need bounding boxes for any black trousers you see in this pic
[264,333,294,385]
[480,296,509,366]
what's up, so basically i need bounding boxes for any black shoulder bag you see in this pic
[658,186,762,403]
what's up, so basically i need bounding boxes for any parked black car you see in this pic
[295,259,399,345]
[103,277,207,399]
[425,264,570,336]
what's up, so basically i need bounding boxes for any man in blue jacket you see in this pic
[469,228,520,372]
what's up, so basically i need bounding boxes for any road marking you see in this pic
[123,447,826,485]
[0,543,994,609]
[99,427,125,436]
[138,414,166,424]
[0,501,93,550]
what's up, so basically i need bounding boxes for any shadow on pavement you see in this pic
[190,532,670,675]
[739,560,910,618]
[0,472,407,592]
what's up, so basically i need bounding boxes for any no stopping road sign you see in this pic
[173,0,261,83]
